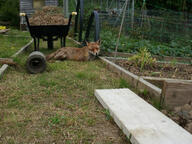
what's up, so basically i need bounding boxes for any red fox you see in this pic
[46,40,100,61]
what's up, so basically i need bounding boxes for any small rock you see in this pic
[182,104,192,111]
[189,101,192,106]
[178,110,190,120]
[161,110,168,115]
[172,116,180,122]
[185,123,192,133]
[174,106,182,113]
[189,110,192,119]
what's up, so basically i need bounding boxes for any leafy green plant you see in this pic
[119,78,130,88]
[128,47,156,71]
[48,114,65,126]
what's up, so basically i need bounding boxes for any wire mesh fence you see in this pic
[100,9,192,41]
[67,0,192,57]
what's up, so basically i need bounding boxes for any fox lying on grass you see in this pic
[46,40,100,61]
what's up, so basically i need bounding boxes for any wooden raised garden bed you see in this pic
[100,56,192,109]
[99,56,192,134]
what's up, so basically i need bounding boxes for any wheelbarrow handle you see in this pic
[67,12,77,27]
[20,13,30,27]
[20,13,32,37]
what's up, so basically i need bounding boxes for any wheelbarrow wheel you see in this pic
[26,51,47,74]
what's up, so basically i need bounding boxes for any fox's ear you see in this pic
[96,40,101,44]
[86,41,89,46]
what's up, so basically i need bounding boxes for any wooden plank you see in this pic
[0,64,8,79]
[162,80,192,109]
[0,29,9,34]
[0,39,33,78]
[143,76,192,83]
[142,76,192,89]
[67,37,81,46]
[99,57,161,98]
[95,89,192,144]
[12,39,33,57]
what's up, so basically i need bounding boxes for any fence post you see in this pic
[63,0,69,18]
[131,0,135,29]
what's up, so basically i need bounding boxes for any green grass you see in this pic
[0,29,30,58]
[0,36,131,143]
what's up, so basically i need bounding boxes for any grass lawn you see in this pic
[0,29,30,58]
[0,36,131,143]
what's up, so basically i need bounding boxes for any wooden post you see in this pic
[115,0,129,58]
[117,0,120,10]
[63,0,69,18]
[131,0,135,29]
[161,80,192,109]
[107,0,109,10]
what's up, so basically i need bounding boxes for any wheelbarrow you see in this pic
[20,12,77,51]
[20,12,77,74]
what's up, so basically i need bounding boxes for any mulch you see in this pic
[29,6,69,26]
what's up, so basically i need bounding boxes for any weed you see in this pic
[48,114,65,126]
[151,99,162,110]
[104,109,112,121]
[7,139,15,144]
[7,95,21,108]
[119,78,130,88]
[75,72,87,79]
[128,47,156,71]
[138,89,150,100]
[87,118,96,126]
[38,75,57,88]
[170,59,177,67]
[127,133,132,142]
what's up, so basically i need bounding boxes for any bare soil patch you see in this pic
[162,103,192,134]
[110,59,192,80]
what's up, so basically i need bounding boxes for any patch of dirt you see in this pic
[161,102,192,134]
[29,6,69,26]
[111,59,192,80]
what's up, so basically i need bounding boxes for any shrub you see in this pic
[0,0,19,26]
[128,47,157,71]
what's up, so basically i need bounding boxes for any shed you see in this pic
[20,0,58,28]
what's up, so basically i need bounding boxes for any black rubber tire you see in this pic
[26,51,47,74]
[84,11,100,45]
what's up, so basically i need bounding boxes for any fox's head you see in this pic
[86,40,101,56]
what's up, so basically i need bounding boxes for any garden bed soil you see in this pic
[107,58,192,134]
[109,59,192,80]
[161,103,192,134]
[29,6,68,26]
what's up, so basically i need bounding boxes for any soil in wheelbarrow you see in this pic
[109,59,192,80]
[29,6,69,26]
